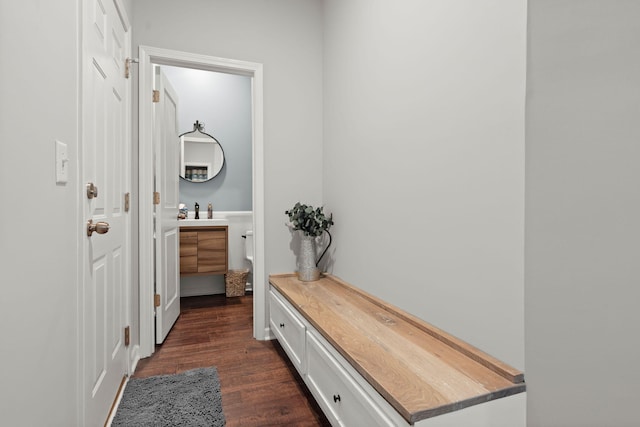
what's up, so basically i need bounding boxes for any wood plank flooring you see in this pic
[134,293,330,426]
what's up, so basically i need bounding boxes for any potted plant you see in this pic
[285,202,334,281]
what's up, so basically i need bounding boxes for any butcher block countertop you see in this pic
[269,273,526,423]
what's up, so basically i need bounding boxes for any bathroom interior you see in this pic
[161,64,254,301]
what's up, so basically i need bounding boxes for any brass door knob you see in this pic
[87,219,110,236]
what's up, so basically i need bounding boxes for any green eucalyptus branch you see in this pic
[285,202,334,238]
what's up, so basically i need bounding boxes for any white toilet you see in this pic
[243,230,254,291]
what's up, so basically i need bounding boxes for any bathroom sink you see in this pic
[178,218,229,227]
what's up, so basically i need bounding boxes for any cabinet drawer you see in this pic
[269,289,306,374]
[197,230,227,273]
[198,252,227,274]
[306,330,396,427]
[197,231,226,250]
[179,232,198,273]
[180,245,197,257]
[180,255,198,274]
[180,231,198,246]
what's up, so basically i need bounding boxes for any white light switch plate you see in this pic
[56,140,68,184]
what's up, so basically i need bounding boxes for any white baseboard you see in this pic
[129,344,140,375]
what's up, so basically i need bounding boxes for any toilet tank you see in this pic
[244,230,254,261]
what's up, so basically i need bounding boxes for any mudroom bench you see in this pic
[268,273,526,427]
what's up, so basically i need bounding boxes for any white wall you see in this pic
[0,1,80,425]
[526,2,640,426]
[323,0,526,369]
[132,1,324,309]
[161,66,253,211]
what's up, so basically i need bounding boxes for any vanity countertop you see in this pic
[178,218,229,227]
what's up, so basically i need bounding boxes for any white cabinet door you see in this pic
[269,289,306,373]
[306,331,396,427]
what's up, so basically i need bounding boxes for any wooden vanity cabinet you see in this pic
[179,226,228,275]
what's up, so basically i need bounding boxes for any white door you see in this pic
[81,0,130,425]
[154,68,181,343]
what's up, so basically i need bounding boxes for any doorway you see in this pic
[160,66,252,299]
[137,46,265,359]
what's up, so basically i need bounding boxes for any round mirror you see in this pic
[179,121,225,182]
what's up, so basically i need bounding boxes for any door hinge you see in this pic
[154,294,161,307]
[124,57,139,79]
[124,192,130,212]
[152,90,160,103]
[153,191,160,205]
[124,326,130,346]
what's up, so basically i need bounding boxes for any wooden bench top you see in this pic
[269,273,525,423]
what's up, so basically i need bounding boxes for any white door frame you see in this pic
[138,46,266,358]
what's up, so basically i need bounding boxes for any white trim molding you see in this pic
[138,46,266,358]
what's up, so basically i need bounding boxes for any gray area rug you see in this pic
[111,367,225,426]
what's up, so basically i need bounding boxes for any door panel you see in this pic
[154,69,181,343]
[81,0,130,424]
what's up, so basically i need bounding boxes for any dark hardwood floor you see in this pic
[134,293,331,426]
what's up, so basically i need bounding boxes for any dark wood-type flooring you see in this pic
[134,293,331,427]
